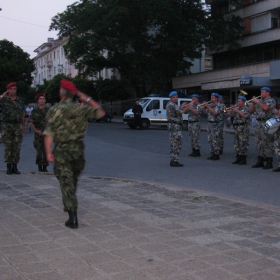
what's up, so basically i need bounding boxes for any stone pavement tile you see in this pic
[54,235,91,247]
[37,223,65,233]
[163,238,196,249]
[110,270,155,280]
[46,229,79,239]
[67,242,101,254]
[221,262,263,276]
[229,239,262,249]
[145,231,179,242]
[96,238,132,250]
[59,266,105,280]
[95,259,135,274]
[26,240,61,252]
[6,226,42,236]
[80,251,118,265]
[0,236,21,246]
[254,235,280,245]
[2,266,23,280]
[84,276,113,280]
[13,261,53,274]
[154,249,189,262]
[85,218,116,227]
[48,256,89,271]
[172,257,214,272]
[138,242,173,253]
[109,246,147,260]
[199,252,239,266]
[180,245,217,257]
[24,271,69,280]
[110,229,140,238]
[252,246,280,257]
[132,226,164,235]
[223,248,262,261]
[206,241,237,252]
[84,231,115,242]
[195,267,237,280]
[37,247,76,261]
[243,272,280,280]
[121,220,151,229]
[0,244,32,255]
[125,235,153,246]
[124,255,165,270]
[17,233,50,244]
[233,229,264,238]
[142,263,185,280]
[247,258,280,270]
[5,252,41,264]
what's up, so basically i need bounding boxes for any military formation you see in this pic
[1,79,105,229]
[166,87,280,172]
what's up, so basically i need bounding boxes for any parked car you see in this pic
[88,111,112,123]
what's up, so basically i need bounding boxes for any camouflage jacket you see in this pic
[0,96,25,122]
[29,107,49,131]
[233,106,251,126]
[43,99,103,143]
[187,105,201,122]
[166,101,183,124]
[206,103,222,122]
[255,97,276,120]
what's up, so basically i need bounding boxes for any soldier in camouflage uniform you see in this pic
[272,108,280,172]
[183,94,201,157]
[228,96,251,165]
[0,82,25,175]
[44,79,105,229]
[249,87,276,169]
[166,91,189,167]
[203,92,223,160]
[217,95,227,154]
[29,93,49,172]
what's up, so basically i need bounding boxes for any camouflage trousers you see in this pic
[188,122,200,150]
[218,121,224,150]
[53,141,85,212]
[274,129,280,167]
[207,122,220,155]
[168,123,182,161]
[255,121,274,157]
[2,122,23,163]
[33,134,48,166]
[233,125,250,155]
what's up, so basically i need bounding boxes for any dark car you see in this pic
[88,111,112,123]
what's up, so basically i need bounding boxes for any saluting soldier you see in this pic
[29,93,49,172]
[203,92,223,160]
[229,96,251,165]
[184,94,201,157]
[166,91,189,167]
[0,82,25,174]
[44,79,105,229]
[249,87,276,169]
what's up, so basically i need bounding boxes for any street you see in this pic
[0,122,279,206]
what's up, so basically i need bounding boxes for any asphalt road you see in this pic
[0,122,279,206]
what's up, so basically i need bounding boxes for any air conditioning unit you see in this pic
[58,69,62,73]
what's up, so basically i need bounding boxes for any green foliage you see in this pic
[72,76,98,100]
[95,79,130,102]
[50,0,243,95]
[0,39,35,98]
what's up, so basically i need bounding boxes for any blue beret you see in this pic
[211,92,220,98]
[218,95,223,99]
[169,91,178,97]
[238,96,247,101]
[260,87,270,92]
[191,94,199,98]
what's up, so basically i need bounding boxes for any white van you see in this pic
[123,97,192,130]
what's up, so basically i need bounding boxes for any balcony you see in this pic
[47,60,53,68]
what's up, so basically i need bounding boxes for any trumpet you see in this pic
[223,105,237,112]
[196,101,211,108]
[245,95,262,106]
[239,89,248,96]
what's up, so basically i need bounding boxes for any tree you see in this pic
[50,0,243,95]
[0,39,35,98]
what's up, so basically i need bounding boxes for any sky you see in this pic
[0,0,76,58]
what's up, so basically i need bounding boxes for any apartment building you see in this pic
[173,0,280,103]
[32,38,78,86]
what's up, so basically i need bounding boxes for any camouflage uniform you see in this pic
[254,97,275,157]
[44,100,103,212]
[29,107,49,166]
[0,96,25,163]
[187,105,201,150]
[232,106,251,155]
[274,129,280,168]
[166,101,183,161]
[206,103,222,155]
[217,103,226,152]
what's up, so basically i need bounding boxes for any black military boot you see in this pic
[263,157,273,169]
[207,154,214,160]
[273,167,280,172]
[219,150,223,155]
[6,163,12,175]
[65,211,78,229]
[192,149,201,157]
[12,164,20,174]
[188,148,195,157]
[238,155,247,165]
[38,165,43,172]
[252,156,264,168]
[232,154,241,164]
[42,165,48,172]
[211,154,220,161]
[170,160,183,167]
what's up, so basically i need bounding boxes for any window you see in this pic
[251,13,270,33]
[163,100,169,109]
[53,51,55,59]
[61,48,64,57]
[146,100,160,111]
[54,67,56,75]
[271,18,278,29]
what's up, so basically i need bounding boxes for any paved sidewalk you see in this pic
[1,171,280,279]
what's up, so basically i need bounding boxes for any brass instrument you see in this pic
[196,101,211,108]
[223,105,237,113]
[239,89,248,96]
[245,95,262,106]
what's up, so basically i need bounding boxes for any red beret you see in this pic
[60,79,78,94]
[6,82,16,89]
[35,93,45,101]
